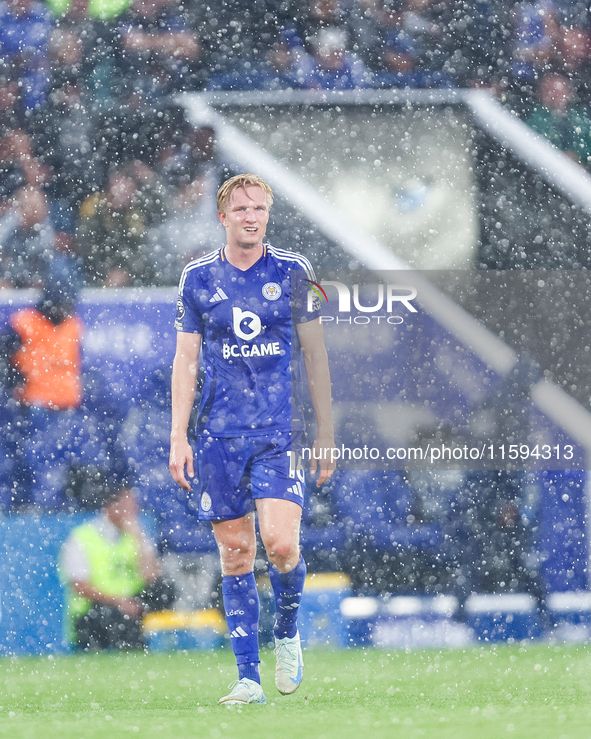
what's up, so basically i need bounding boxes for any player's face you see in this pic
[219,185,270,251]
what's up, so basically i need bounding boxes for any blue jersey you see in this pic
[174,244,319,437]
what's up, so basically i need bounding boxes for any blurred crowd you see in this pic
[0,0,591,291]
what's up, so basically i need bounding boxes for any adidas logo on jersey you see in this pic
[287,482,304,498]
[230,626,249,638]
[209,287,229,302]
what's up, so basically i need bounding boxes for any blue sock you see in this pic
[222,572,261,684]
[269,555,307,640]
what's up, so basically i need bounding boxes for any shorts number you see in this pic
[287,451,305,483]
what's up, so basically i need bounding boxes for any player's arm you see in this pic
[296,317,336,487]
[170,331,202,491]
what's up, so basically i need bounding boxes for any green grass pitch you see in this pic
[1,643,591,739]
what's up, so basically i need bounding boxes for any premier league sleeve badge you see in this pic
[174,295,186,329]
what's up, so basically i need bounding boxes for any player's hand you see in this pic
[310,435,336,487]
[169,437,195,491]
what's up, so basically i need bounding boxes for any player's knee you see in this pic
[218,541,256,575]
[266,539,298,570]
[220,553,254,576]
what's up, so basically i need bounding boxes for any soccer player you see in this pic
[169,173,335,705]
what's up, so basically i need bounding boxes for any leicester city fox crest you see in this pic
[174,296,185,330]
[262,282,282,301]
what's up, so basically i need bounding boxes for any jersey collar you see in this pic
[220,243,267,264]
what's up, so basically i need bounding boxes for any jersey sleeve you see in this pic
[174,269,203,334]
[291,259,321,324]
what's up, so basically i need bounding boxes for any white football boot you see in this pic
[218,678,267,706]
[274,631,304,694]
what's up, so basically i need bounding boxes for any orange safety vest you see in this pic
[10,308,83,410]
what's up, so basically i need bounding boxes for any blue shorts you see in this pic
[195,432,306,521]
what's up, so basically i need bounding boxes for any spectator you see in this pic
[59,467,174,651]
[0,124,78,286]
[115,0,200,106]
[293,0,352,48]
[0,60,31,134]
[45,25,100,110]
[349,1,440,74]
[373,0,497,88]
[553,22,591,101]
[381,28,420,75]
[395,0,446,73]
[526,72,591,169]
[265,40,309,88]
[373,28,454,88]
[46,0,131,110]
[0,0,53,112]
[76,158,168,286]
[299,26,373,90]
[1,112,88,271]
[0,126,49,189]
[147,125,219,284]
[0,184,56,288]
[48,24,84,73]
[511,0,561,83]
[347,0,396,69]
[33,71,102,232]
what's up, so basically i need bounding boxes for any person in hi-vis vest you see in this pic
[59,465,174,650]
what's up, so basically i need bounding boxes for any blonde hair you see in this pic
[217,174,274,214]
